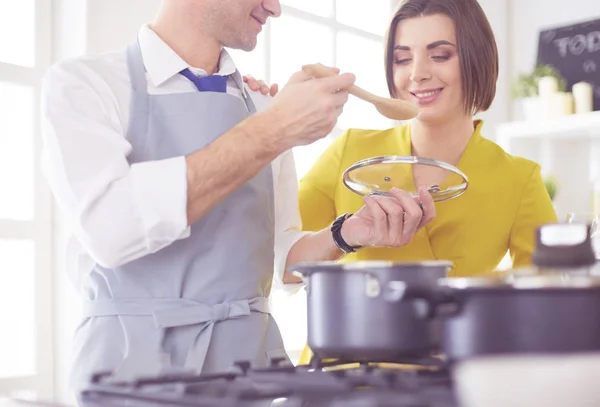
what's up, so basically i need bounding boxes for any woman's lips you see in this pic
[410,88,443,105]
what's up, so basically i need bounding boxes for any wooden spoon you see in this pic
[302,63,419,121]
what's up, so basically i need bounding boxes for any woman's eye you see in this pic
[394,58,411,65]
[432,55,450,62]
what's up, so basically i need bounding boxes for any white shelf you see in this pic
[497,110,600,140]
[494,110,600,220]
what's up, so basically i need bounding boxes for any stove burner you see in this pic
[308,354,449,372]
[80,358,456,407]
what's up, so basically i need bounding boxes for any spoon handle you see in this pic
[301,64,377,103]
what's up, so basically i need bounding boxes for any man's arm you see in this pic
[185,113,282,224]
[184,70,356,225]
[42,60,355,269]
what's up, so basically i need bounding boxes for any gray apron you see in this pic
[69,40,288,389]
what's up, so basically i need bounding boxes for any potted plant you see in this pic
[543,175,559,202]
[512,64,567,120]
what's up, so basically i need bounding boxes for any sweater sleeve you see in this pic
[509,163,559,267]
[298,130,351,232]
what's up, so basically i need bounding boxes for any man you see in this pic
[41,0,434,390]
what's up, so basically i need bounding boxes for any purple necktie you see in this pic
[180,68,228,93]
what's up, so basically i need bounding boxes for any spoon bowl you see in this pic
[302,63,419,121]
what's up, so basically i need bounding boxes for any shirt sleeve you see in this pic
[40,59,190,269]
[509,163,559,267]
[272,149,311,294]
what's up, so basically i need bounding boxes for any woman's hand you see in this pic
[243,74,279,97]
[341,187,436,248]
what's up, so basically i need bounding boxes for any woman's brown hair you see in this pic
[384,0,499,115]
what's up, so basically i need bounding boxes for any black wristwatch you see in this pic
[331,213,362,254]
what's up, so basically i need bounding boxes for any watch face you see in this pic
[343,155,468,202]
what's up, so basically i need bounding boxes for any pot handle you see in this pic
[385,281,459,317]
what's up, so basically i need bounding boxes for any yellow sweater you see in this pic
[296,120,557,365]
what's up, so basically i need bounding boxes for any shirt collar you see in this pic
[137,24,238,87]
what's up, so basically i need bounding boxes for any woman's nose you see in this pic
[409,58,432,83]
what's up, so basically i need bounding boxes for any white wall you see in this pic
[86,0,160,54]
[50,1,87,403]
[474,0,511,139]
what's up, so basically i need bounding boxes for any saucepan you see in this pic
[288,260,453,362]
[378,222,600,406]
[384,223,600,360]
[421,271,600,407]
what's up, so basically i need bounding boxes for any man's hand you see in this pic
[243,75,279,97]
[262,65,355,150]
[341,187,436,248]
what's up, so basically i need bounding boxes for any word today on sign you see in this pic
[537,17,600,111]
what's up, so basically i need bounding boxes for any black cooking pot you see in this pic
[289,260,453,362]
[384,224,600,361]
[449,222,600,359]
[389,223,600,360]
[432,275,600,360]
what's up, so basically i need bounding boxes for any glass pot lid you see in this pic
[342,156,469,202]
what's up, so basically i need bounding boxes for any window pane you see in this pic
[0,0,35,67]
[293,130,343,179]
[0,239,35,378]
[336,31,394,130]
[281,0,334,18]
[226,29,267,82]
[270,16,334,87]
[0,82,34,221]
[336,0,391,36]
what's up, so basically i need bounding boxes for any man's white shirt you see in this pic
[41,24,307,292]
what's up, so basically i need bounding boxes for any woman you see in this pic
[294,0,557,364]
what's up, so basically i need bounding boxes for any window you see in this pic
[0,0,53,398]
[229,0,394,363]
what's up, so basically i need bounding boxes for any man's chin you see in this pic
[226,36,258,52]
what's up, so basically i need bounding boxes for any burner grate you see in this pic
[80,358,456,407]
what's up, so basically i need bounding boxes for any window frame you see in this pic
[259,2,392,362]
[0,0,54,399]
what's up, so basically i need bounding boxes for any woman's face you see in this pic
[393,14,465,124]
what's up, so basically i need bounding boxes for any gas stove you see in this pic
[78,357,456,407]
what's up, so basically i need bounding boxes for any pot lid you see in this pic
[288,260,454,276]
[342,156,468,202]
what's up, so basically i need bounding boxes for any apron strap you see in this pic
[82,297,270,325]
[82,297,270,375]
[126,39,149,94]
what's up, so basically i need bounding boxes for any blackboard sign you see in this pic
[537,17,600,111]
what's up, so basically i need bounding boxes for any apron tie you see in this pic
[82,297,270,374]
